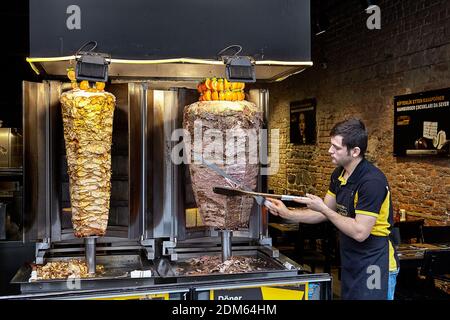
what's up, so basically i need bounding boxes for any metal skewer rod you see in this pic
[84,237,97,275]
[220,230,233,262]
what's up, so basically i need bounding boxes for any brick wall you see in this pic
[264,0,450,225]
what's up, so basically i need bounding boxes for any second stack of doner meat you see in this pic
[183,100,263,230]
[60,89,115,238]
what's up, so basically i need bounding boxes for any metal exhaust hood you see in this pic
[29,0,312,82]
[27,56,312,82]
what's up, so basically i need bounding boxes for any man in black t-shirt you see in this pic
[266,118,399,300]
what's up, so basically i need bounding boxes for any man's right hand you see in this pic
[265,196,331,224]
[265,198,295,220]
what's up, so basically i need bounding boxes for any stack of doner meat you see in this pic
[59,72,115,238]
[183,80,263,230]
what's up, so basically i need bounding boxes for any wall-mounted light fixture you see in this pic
[313,13,330,36]
[75,41,110,82]
[218,45,256,83]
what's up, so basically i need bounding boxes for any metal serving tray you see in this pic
[11,254,157,294]
[156,249,300,283]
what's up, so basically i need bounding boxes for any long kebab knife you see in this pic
[199,159,266,205]
[213,186,307,202]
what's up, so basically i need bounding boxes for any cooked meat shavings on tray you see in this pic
[31,259,105,280]
[175,255,276,276]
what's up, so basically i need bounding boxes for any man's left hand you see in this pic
[294,193,329,213]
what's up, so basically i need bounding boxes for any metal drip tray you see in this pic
[156,250,299,283]
[12,254,157,294]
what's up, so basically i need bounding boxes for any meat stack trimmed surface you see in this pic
[183,100,263,230]
[60,90,115,237]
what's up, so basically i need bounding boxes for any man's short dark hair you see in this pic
[330,118,368,157]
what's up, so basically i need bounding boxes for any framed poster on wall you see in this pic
[290,98,316,145]
[394,88,450,157]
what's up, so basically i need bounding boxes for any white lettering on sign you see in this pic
[217,296,243,300]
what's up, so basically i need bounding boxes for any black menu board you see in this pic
[394,88,450,157]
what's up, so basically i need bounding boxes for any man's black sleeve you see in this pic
[354,178,388,217]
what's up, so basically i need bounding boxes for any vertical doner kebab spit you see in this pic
[60,74,115,238]
[184,78,263,263]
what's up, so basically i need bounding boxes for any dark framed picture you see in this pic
[290,98,316,145]
[394,88,450,157]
